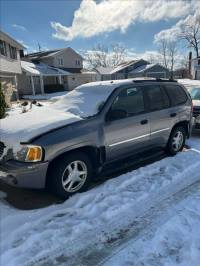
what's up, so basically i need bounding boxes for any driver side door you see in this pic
[104,86,151,161]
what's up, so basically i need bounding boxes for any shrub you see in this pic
[0,82,7,119]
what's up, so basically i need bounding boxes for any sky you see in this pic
[0,0,199,61]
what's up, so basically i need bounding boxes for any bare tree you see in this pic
[158,40,170,69]
[158,39,178,78]
[180,15,200,57]
[85,44,126,69]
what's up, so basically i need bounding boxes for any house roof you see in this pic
[95,66,114,75]
[0,30,24,49]
[130,63,168,74]
[25,47,83,60]
[95,60,149,75]
[21,61,70,76]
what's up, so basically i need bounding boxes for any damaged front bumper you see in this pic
[0,160,49,189]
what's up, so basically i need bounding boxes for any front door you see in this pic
[104,86,150,161]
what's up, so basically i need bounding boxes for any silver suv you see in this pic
[0,79,193,198]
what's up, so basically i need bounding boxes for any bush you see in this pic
[44,84,65,93]
[0,82,7,119]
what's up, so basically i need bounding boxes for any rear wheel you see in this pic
[47,152,93,199]
[166,126,186,155]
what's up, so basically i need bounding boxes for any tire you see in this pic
[166,126,186,156]
[47,152,93,199]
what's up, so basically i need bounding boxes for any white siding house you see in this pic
[191,57,200,80]
[0,30,24,104]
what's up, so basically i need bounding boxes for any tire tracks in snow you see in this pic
[27,150,200,266]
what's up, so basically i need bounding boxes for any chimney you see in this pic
[188,51,192,77]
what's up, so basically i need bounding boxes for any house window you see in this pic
[198,59,200,65]
[9,45,17,59]
[75,59,81,66]
[0,40,7,56]
[58,58,63,66]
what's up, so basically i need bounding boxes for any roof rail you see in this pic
[133,78,177,83]
[156,78,177,82]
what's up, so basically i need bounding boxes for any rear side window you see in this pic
[145,85,170,111]
[165,85,188,106]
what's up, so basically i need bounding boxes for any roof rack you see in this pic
[133,78,177,83]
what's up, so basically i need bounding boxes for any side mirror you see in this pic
[106,109,127,121]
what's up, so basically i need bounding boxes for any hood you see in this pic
[193,100,200,107]
[0,105,82,152]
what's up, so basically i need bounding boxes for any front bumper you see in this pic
[0,160,49,188]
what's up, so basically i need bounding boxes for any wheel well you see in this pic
[171,121,189,137]
[46,146,105,185]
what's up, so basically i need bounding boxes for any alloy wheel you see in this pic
[62,160,87,193]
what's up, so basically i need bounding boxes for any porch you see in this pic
[18,61,70,96]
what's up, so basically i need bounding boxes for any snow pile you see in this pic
[0,139,200,266]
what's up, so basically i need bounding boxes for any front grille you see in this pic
[193,107,200,117]
[0,142,5,158]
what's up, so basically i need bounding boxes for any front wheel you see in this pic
[47,152,93,199]
[166,126,186,155]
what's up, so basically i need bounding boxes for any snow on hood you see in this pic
[0,105,82,152]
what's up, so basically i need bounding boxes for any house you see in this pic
[128,63,170,79]
[0,30,24,104]
[191,57,200,80]
[23,47,83,73]
[19,47,98,95]
[95,60,170,80]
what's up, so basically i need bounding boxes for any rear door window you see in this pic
[164,84,188,106]
[145,85,170,111]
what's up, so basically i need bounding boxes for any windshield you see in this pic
[189,87,200,100]
[53,82,116,117]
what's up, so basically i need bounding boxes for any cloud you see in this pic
[12,24,27,31]
[154,0,200,43]
[51,0,192,41]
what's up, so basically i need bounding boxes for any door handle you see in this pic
[170,113,177,118]
[140,119,148,125]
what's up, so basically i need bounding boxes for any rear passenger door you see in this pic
[144,84,173,146]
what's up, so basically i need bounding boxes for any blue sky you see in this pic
[0,0,198,59]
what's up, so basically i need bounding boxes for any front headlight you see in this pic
[15,145,43,162]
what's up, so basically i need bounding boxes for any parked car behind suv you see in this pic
[0,78,193,198]
[188,87,200,129]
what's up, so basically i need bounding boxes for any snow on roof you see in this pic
[130,64,157,73]
[110,60,138,74]
[21,61,70,76]
[95,67,114,75]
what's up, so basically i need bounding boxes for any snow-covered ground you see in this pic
[0,137,200,266]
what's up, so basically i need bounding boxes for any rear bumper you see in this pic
[0,160,49,188]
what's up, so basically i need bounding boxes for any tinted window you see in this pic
[146,85,170,111]
[165,85,188,106]
[111,87,145,116]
